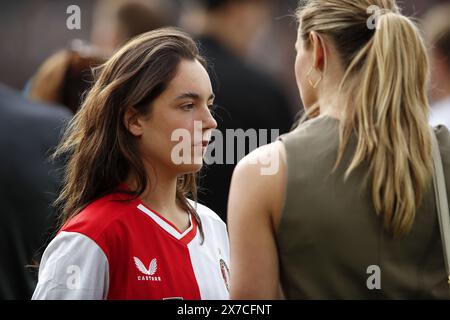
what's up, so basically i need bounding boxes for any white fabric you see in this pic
[430,97,450,129]
[136,204,194,240]
[187,201,230,300]
[32,231,109,300]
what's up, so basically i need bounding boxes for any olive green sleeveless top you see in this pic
[277,115,450,299]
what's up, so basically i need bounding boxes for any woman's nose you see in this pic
[203,107,217,130]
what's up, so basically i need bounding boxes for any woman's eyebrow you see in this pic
[175,92,199,100]
[175,92,215,101]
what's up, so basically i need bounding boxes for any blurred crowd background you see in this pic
[0,0,447,112]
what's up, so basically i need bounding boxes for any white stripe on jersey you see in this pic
[32,231,109,300]
[136,204,194,240]
[188,201,230,300]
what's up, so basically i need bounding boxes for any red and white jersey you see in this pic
[32,191,230,300]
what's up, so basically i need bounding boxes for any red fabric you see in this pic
[62,192,201,300]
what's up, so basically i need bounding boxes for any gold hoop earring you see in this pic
[306,66,323,88]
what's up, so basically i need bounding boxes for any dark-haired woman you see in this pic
[32,28,230,300]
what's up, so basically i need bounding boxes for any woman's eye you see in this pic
[181,104,195,111]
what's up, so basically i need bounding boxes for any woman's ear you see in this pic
[309,31,325,71]
[123,106,143,137]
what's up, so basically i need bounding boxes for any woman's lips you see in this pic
[192,141,210,155]
[193,141,210,147]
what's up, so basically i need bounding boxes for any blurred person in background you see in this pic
[228,0,450,299]
[188,0,294,221]
[91,0,175,56]
[28,46,105,114]
[27,0,174,114]
[422,3,450,129]
[0,84,70,299]
[26,0,174,113]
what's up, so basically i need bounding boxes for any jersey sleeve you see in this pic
[32,231,109,300]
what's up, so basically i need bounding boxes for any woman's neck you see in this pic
[126,166,191,232]
[126,165,180,216]
[317,82,349,121]
[319,96,344,120]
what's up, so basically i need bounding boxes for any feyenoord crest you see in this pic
[219,259,230,291]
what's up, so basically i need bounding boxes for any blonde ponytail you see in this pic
[298,1,433,237]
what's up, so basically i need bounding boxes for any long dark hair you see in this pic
[53,28,207,240]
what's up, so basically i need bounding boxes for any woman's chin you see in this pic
[176,162,204,174]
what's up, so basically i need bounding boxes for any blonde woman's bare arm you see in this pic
[227,141,287,300]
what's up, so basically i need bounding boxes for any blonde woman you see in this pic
[228,0,450,299]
